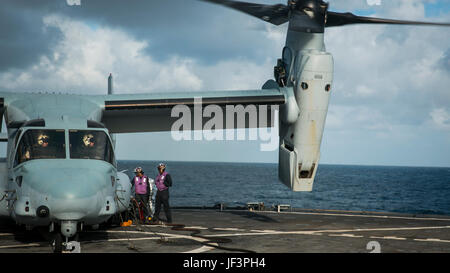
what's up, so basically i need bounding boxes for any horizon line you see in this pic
[116,159,450,169]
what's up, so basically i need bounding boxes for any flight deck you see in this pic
[1,208,450,253]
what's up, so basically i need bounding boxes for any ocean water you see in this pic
[119,161,450,216]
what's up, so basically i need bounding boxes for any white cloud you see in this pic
[329,0,374,11]
[430,108,450,130]
[367,0,382,6]
[0,13,280,95]
[355,84,376,97]
[193,58,274,91]
[1,1,449,166]
[0,14,203,94]
[380,0,426,19]
[327,105,393,132]
[325,0,450,137]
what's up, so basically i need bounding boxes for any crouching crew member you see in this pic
[130,167,153,222]
[154,163,173,223]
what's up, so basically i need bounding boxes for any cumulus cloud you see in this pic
[326,104,394,133]
[329,0,376,11]
[0,14,204,94]
[193,57,275,91]
[439,48,450,71]
[325,0,450,134]
[0,0,449,166]
[0,12,283,95]
[430,108,450,130]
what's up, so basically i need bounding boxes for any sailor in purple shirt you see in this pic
[153,163,173,223]
[130,167,154,222]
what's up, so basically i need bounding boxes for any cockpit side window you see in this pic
[69,130,115,165]
[14,129,66,167]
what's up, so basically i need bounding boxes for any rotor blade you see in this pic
[200,0,290,25]
[326,11,450,27]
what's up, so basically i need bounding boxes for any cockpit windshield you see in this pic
[69,130,115,165]
[15,130,66,165]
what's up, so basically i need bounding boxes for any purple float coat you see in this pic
[155,172,169,191]
[134,176,150,195]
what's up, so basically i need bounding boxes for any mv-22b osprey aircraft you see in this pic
[0,0,449,252]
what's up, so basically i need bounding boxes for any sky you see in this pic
[0,0,449,167]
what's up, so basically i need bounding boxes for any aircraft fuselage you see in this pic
[0,97,131,240]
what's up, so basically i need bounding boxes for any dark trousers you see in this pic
[135,194,150,219]
[154,190,172,223]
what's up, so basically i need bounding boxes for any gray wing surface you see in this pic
[97,89,286,133]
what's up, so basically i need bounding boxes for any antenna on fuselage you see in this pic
[107,73,117,147]
[108,73,113,95]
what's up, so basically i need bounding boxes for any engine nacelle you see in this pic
[278,49,333,191]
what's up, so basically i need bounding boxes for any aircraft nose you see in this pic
[43,169,106,198]
[28,167,111,220]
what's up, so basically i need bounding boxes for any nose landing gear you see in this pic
[50,221,81,253]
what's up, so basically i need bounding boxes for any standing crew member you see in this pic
[130,167,153,223]
[154,163,173,223]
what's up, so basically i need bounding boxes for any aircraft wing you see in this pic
[95,88,286,133]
